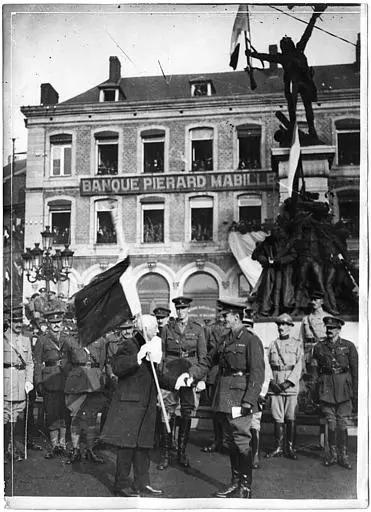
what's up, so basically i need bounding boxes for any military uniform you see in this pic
[3,308,34,461]
[190,299,265,498]
[64,335,108,463]
[34,312,71,456]
[312,316,358,469]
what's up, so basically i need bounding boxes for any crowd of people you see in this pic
[4,289,358,498]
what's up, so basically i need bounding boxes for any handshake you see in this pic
[174,373,206,392]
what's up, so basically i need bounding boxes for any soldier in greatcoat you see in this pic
[34,311,71,458]
[101,315,164,497]
[266,313,302,460]
[183,299,265,499]
[312,316,358,469]
[4,307,34,462]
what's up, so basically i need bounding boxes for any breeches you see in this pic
[220,413,253,456]
[4,400,25,424]
[44,390,67,430]
[271,394,298,422]
[161,387,200,419]
[320,400,352,430]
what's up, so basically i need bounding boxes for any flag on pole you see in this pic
[228,230,268,288]
[74,257,141,346]
[287,122,301,197]
[230,4,249,70]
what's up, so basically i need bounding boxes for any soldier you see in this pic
[266,313,302,460]
[312,316,358,469]
[4,306,34,463]
[25,328,43,452]
[64,331,108,464]
[34,311,71,458]
[106,320,135,383]
[159,296,207,467]
[184,299,265,498]
[153,306,171,336]
[33,287,48,320]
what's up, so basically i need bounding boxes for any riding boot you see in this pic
[250,428,260,469]
[238,451,253,499]
[285,421,297,460]
[85,426,104,463]
[214,446,240,498]
[337,429,352,470]
[177,417,191,467]
[66,432,81,464]
[169,416,176,452]
[324,428,337,466]
[266,422,285,458]
[203,416,223,453]
[157,422,171,470]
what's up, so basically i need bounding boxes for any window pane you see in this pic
[239,205,261,229]
[192,140,213,171]
[337,132,360,166]
[338,192,359,237]
[191,207,213,241]
[96,211,116,243]
[238,133,261,169]
[144,141,164,173]
[103,90,116,101]
[193,83,208,96]
[137,273,170,314]
[143,209,164,243]
[51,212,71,244]
[97,143,118,175]
[52,146,61,176]
[64,147,72,175]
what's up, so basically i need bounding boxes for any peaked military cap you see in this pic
[323,316,344,327]
[118,317,134,329]
[310,290,324,300]
[172,296,192,308]
[153,306,171,318]
[45,311,63,323]
[275,313,294,326]
[217,299,246,315]
[11,307,23,322]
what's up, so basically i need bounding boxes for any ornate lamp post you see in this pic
[22,226,74,293]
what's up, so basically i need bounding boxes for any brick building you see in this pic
[21,46,360,317]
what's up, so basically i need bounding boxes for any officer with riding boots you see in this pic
[312,316,358,470]
[64,332,108,464]
[34,311,71,458]
[266,313,302,460]
[159,296,207,468]
[4,306,34,463]
[184,299,265,499]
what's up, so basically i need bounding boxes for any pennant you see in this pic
[74,257,141,346]
[287,122,301,197]
[230,5,249,70]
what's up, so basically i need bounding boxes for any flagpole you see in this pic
[243,6,257,91]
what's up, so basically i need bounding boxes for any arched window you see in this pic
[137,273,170,314]
[335,119,360,166]
[183,271,219,320]
[95,199,117,244]
[237,124,261,169]
[141,129,165,173]
[95,130,119,175]
[48,199,71,245]
[190,127,214,171]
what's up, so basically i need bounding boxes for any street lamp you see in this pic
[22,226,74,292]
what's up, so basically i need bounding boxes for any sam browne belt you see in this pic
[72,362,100,368]
[271,365,295,371]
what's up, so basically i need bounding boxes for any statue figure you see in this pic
[246,5,327,139]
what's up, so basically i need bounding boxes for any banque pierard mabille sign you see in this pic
[80,170,276,196]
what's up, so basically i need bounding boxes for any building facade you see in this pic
[21,48,360,317]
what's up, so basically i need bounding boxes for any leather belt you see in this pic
[45,360,62,367]
[320,367,349,375]
[221,370,249,377]
[4,363,25,370]
[73,362,99,368]
[167,350,197,358]
[271,365,295,371]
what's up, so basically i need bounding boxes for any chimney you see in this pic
[355,33,360,70]
[269,45,278,72]
[109,56,121,82]
[40,83,59,106]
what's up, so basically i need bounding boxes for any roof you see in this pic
[3,158,27,181]
[60,64,359,106]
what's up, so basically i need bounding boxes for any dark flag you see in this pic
[74,257,141,346]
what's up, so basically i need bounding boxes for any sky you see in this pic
[3,2,361,162]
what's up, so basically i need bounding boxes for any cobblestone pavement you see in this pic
[5,430,357,501]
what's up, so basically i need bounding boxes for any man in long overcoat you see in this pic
[101,315,164,497]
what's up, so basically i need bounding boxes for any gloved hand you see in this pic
[195,380,206,392]
[279,380,294,392]
[269,380,282,394]
[175,373,192,390]
[36,383,44,396]
[25,381,34,394]
[241,404,252,416]
[137,343,150,364]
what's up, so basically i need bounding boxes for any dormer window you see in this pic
[190,77,214,97]
[99,88,119,102]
